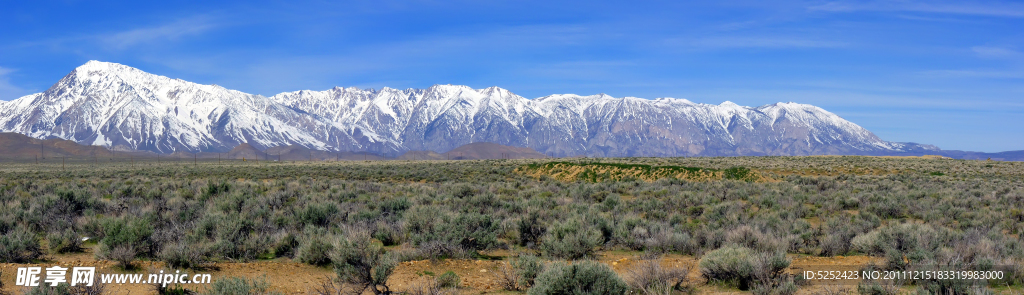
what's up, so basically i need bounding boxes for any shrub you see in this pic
[209,214,263,261]
[494,254,546,291]
[643,226,694,255]
[73,278,108,295]
[46,228,83,254]
[202,181,230,200]
[494,261,521,291]
[539,217,603,260]
[723,166,752,181]
[514,254,545,288]
[152,283,191,295]
[417,240,470,261]
[725,226,783,253]
[272,232,299,258]
[0,227,42,263]
[296,202,338,227]
[19,274,101,292]
[106,245,139,269]
[296,234,335,266]
[435,271,460,289]
[528,260,629,295]
[856,280,901,295]
[201,276,280,295]
[404,279,458,295]
[97,217,153,267]
[749,252,795,295]
[23,283,71,295]
[820,219,855,257]
[518,211,546,248]
[753,281,797,295]
[410,211,499,253]
[700,245,794,292]
[851,223,943,269]
[435,212,500,251]
[159,242,209,269]
[699,245,755,288]
[20,278,104,295]
[626,258,692,295]
[405,206,441,238]
[372,220,405,246]
[331,232,397,295]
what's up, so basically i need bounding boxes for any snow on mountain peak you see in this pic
[0,61,909,157]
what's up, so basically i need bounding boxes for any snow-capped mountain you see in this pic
[0,61,927,157]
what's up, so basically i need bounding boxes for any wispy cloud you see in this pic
[0,67,31,101]
[687,36,847,49]
[811,1,1024,18]
[971,46,1021,59]
[100,16,218,50]
[3,15,220,53]
[920,69,1024,79]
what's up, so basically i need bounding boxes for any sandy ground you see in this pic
[11,247,1019,295]
[0,245,906,295]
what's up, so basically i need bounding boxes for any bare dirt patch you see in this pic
[1,248,892,295]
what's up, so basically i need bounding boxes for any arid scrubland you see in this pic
[0,156,1022,294]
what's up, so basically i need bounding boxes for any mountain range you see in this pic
[0,61,1014,159]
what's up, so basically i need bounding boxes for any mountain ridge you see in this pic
[0,61,972,158]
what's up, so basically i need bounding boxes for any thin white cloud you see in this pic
[0,67,32,101]
[100,16,218,50]
[688,36,847,49]
[3,15,220,52]
[137,23,632,95]
[971,46,1021,59]
[920,69,1024,79]
[811,1,1024,18]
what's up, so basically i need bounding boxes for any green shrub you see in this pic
[296,234,335,266]
[25,280,105,295]
[528,260,629,295]
[434,212,500,251]
[851,223,943,270]
[820,217,855,257]
[856,278,901,295]
[626,259,692,295]
[46,229,83,254]
[371,220,404,246]
[724,226,782,253]
[209,213,263,261]
[723,167,752,181]
[518,211,546,248]
[296,202,338,227]
[700,245,793,292]
[331,232,397,295]
[417,240,469,261]
[749,252,794,295]
[202,181,231,200]
[23,283,71,295]
[97,217,153,267]
[494,254,545,291]
[0,227,42,263]
[154,283,192,295]
[273,232,299,258]
[201,276,280,295]
[699,245,755,289]
[514,254,545,288]
[159,242,209,269]
[436,271,460,289]
[540,217,602,260]
[405,206,440,238]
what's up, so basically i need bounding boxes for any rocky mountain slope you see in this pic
[0,61,939,157]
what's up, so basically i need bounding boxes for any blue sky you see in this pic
[1,0,1022,152]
